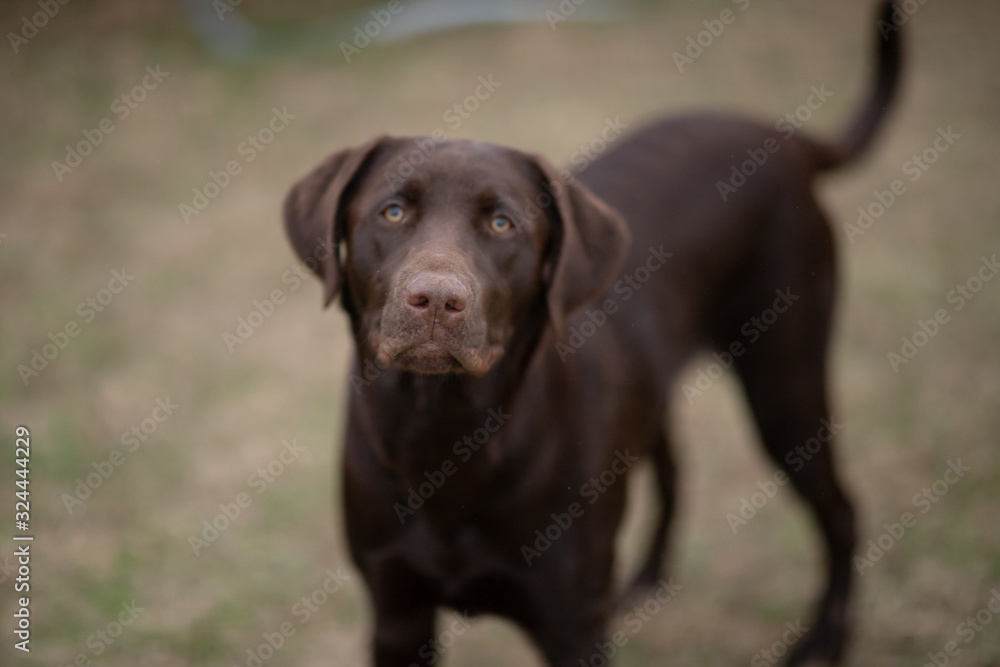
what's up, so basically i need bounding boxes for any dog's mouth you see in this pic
[376,337,502,375]
[370,264,505,376]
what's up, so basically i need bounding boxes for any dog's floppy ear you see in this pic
[283,136,385,308]
[533,155,631,339]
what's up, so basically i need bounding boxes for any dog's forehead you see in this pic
[372,137,539,200]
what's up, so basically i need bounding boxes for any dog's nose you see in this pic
[405,273,470,321]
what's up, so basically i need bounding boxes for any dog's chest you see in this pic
[403,522,528,617]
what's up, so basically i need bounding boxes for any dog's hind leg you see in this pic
[722,239,856,665]
[734,350,855,666]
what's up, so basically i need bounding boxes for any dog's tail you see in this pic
[813,1,903,171]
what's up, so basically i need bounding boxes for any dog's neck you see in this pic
[360,311,544,455]
[349,308,549,531]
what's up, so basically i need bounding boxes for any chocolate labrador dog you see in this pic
[283,4,901,665]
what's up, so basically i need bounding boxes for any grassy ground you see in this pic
[1,0,998,665]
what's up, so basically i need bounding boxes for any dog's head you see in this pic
[283,136,629,376]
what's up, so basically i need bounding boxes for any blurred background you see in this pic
[1,0,998,665]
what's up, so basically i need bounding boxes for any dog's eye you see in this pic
[382,204,405,223]
[490,215,513,233]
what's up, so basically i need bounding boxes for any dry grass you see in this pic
[1,0,998,665]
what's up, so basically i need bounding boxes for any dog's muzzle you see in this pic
[376,266,502,375]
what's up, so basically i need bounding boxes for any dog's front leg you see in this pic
[370,575,438,667]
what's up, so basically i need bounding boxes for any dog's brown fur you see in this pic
[283,4,902,664]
